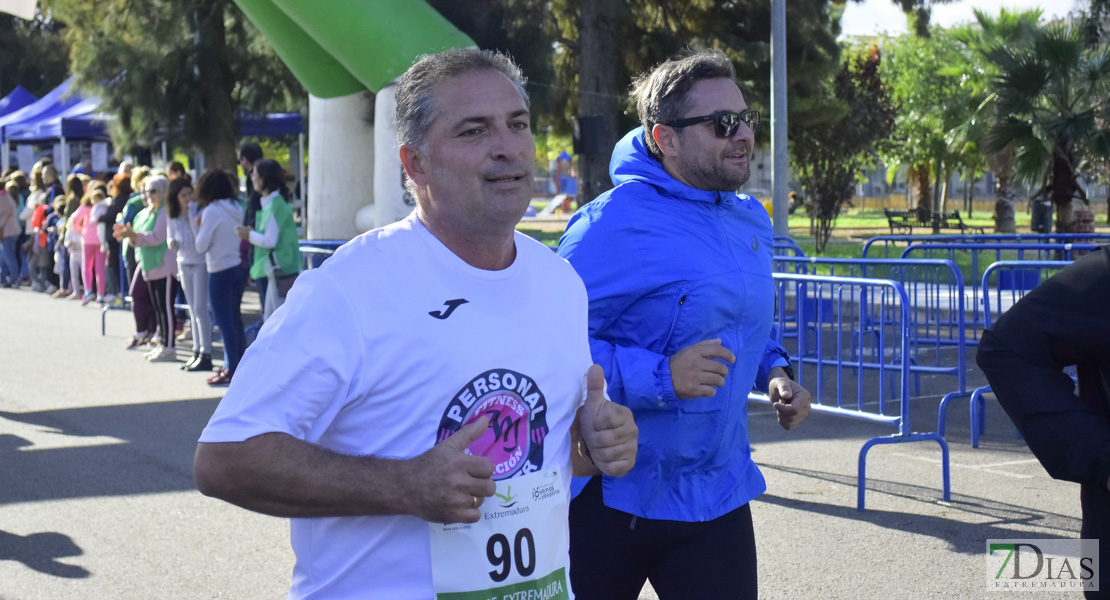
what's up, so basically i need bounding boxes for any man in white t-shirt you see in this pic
[193,48,638,600]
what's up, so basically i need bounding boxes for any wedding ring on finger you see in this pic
[471,495,479,509]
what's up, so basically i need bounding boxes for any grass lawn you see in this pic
[786,207,1026,232]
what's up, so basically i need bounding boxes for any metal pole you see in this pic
[162,140,168,168]
[771,0,789,237]
[299,131,306,237]
[60,136,69,179]
[298,132,306,204]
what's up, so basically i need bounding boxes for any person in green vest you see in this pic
[114,175,180,363]
[236,159,302,321]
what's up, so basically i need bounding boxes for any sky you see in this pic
[839,0,1080,37]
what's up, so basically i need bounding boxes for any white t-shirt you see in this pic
[200,213,591,600]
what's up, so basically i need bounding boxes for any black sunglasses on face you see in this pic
[664,109,760,138]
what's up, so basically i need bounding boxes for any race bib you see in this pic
[429,468,571,600]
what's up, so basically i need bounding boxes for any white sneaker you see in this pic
[144,345,164,360]
[147,346,177,362]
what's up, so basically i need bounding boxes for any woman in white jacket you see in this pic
[167,177,213,372]
[192,170,246,387]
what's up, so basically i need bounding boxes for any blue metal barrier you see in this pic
[898,243,1099,343]
[936,260,1074,447]
[772,236,805,257]
[773,257,968,401]
[299,240,344,269]
[748,272,950,510]
[862,233,1110,259]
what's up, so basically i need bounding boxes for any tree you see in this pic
[983,20,1110,232]
[44,0,304,170]
[881,28,975,226]
[0,9,69,98]
[947,8,1044,233]
[792,45,896,253]
[542,0,843,202]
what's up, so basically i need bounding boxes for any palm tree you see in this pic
[983,20,1110,232]
[949,8,1043,233]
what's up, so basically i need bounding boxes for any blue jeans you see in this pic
[209,266,247,374]
[0,235,19,285]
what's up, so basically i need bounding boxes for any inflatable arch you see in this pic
[233,0,474,238]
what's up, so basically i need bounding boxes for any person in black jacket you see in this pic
[976,245,1110,599]
[99,173,133,301]
[238,143,266,315]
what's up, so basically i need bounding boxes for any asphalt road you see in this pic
[0,285,1086,599]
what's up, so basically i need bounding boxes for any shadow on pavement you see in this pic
[0,398,221,505]
[0,530,90,578]
[758,464,1080,554]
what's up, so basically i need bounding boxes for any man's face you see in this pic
[666,77,755,192]
[239,157,253,174]
[406,69,535,236]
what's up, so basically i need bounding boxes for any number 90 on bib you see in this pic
[430,469,571,600]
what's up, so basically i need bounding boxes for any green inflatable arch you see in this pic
[233,0,475,97]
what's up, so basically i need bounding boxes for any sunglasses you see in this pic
[664,109,760,138]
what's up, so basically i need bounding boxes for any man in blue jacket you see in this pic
[557,50,812,600]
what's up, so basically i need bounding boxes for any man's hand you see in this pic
[235,225,252,241]
[669,338,736,399]
[768,371,811,430]
[405,416,496,524]
[577,365,638,477]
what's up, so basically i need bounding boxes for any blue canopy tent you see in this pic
[0,86,38,118]
[2,79,306,183]
[0,76,81,135]
[0,76,81,172]
[5,96,112,143]
[239,112,303,137]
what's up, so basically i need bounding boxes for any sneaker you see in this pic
[96,295,105,305]
[144,345,164,359]
[82,293,96,306]
[147,346,177,362]
[111,297,123,308]
[68,292,83,300]
[52,288,67,298]
[187,354,213,372]
[45,284,58,294]
[180,352,200,370]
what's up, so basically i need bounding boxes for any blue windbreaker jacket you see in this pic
[557,127,789,521]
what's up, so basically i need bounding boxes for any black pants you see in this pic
[106,239,122,295]
[146,276,177,349]
[1081,482,1110,599]
[569,476,757,600]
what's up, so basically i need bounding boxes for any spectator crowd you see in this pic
[0,143,302,387]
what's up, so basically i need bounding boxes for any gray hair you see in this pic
[632,50,736,161]
[144,174,170,203]
[395,47,529,154]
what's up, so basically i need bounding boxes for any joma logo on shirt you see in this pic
[429,298,468,319]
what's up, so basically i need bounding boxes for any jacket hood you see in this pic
[608,127,722,204]
[211,198,242,219]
